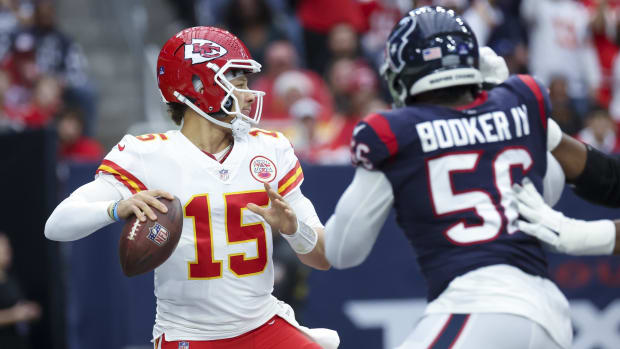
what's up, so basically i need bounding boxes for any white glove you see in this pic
[479,46,509,86]
[513,178,616,255]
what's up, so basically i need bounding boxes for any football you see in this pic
[119,196,183,277]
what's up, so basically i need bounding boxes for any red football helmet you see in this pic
[157,26,264,135]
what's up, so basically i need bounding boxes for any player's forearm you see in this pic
[283,189,330,269]
[551,134,587,181]
[554,134,620,207]
[45,197,115,241]
[325,168,393,269]
[296,227,330,270]
[45,178,123,241]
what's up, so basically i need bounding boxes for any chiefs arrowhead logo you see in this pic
[184,39,227,64]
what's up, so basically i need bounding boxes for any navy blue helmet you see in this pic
[381,6,481,106]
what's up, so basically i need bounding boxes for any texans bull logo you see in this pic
[184,39,228,64]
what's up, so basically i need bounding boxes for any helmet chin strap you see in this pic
[173,91,251,139]
[231,117,251,138]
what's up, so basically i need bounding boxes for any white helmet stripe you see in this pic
[409,68,482,96]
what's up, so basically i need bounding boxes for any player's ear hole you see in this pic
[192,75,204,94]
[223,96,233,110]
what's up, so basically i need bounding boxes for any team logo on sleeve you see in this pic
[184,39,227,64]
[250,156,277,183]
[147,223,170,246]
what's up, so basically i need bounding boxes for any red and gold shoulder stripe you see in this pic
[278,161,303,197]
[249,128,279,138]
[96,160,147,194]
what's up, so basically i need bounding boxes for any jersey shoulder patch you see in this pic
[351,113,400,170]
[247,128,303,196]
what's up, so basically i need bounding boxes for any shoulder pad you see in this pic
[96,134,150,194]
[249,128,291,148]
[351,113,399,170]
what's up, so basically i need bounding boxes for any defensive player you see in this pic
[511,102,620,257]
[45,27,339,349]
[324,6,581,349]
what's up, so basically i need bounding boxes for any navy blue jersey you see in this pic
[351,75,552,301]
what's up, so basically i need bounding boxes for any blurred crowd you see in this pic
[168,0,620,160]
[5,0,620,163]
[0,0,101,161]
[2,1,620,345]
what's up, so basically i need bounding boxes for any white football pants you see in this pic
[396,313,564,349]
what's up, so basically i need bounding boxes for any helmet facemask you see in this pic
[174,59,265,139]
[212,59,265,126]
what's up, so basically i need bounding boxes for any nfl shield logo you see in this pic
[219,168,229,181]
[147,223,170,246]
[178,342,189,349]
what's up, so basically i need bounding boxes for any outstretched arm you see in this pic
[324,167,394,269]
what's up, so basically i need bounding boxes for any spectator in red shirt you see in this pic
[1,37,63,130]
[316,59,386,164]
[56,107,102,162]
[251,40,334,123]
[296,0,366,74]
[357,0,402,70]
[18,75,62,128]
[583,0,620,107]
[7,1,97,135]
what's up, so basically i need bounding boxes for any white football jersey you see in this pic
[95,129,305,341]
